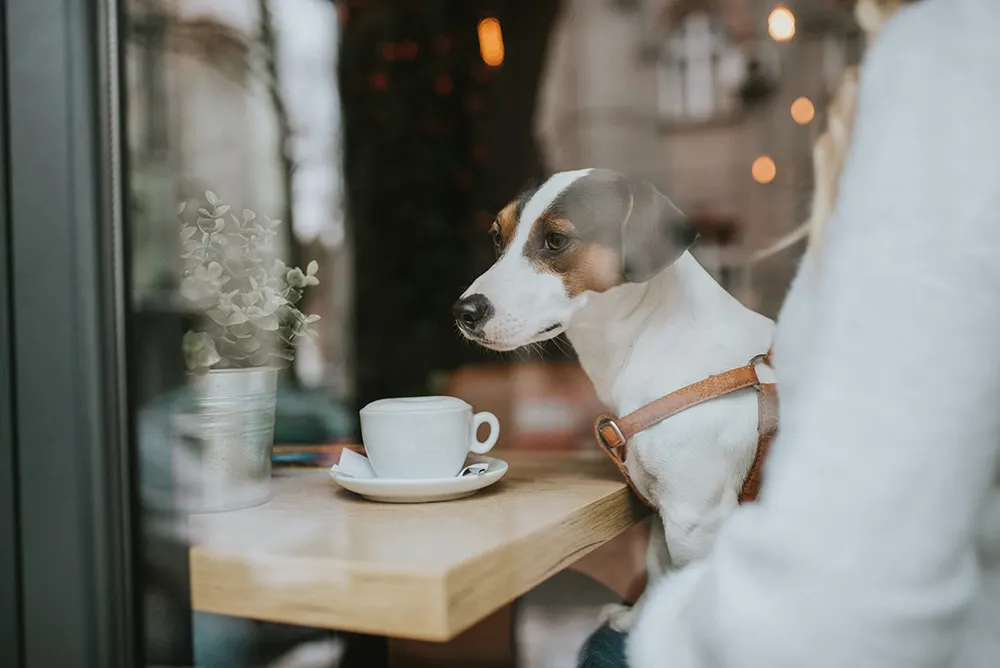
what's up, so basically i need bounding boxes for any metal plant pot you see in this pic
[179,367,279,512]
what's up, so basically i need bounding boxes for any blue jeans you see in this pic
[577,625,629,668]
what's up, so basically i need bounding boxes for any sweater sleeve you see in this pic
[628,2,1000,667]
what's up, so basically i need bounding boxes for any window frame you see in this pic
[2,0,139,665]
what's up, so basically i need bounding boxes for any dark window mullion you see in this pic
[5,0,136,666]
[0,0,24,662]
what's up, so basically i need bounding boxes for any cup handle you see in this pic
[470,411,500,455]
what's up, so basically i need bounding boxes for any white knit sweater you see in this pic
[628,1,1000,666]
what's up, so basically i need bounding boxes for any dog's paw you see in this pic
[598,603,639,633]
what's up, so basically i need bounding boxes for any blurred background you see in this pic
[120,0,862,665]
[128,0,860,448]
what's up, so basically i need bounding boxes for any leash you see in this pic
[594,350,778,509]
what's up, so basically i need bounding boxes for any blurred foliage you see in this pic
[178,193,321,371]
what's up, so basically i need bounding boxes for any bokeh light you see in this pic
[752,156,777,184]
[768,6,796,41]
[790,97,815,124]
[478,18,505,67]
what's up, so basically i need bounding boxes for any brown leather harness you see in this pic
[594,350,778,509]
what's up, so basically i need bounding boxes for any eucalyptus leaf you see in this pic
[229,323,255,338]
[182,330,221,371]
[252,314,280,331]
[205,262,224,280]
[238,338,262,354]
[249,348,272,367]
[205,309,230,326]
[207,308,249,326]
[206,191,221,205]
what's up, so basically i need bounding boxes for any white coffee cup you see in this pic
[359,396,500,479]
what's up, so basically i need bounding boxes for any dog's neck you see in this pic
[565,252,740,413]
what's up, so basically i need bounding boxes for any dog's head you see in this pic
[453,168,697,351]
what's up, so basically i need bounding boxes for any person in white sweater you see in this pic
[626,0,1000,666]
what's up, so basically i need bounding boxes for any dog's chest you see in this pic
[622,391,760,495]
[573,331,725,416]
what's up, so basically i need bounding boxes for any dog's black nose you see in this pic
[452,293,493,331]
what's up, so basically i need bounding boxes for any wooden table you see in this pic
[189,451,649,647]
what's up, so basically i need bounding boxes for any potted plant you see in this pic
[177,191,320,511]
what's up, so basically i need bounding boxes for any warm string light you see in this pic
[768,6,795,41]
[752,156,777,184]
[477,18,504,67]
[790,96,815,124]
[755,9,805,182]
[434,75,453,96]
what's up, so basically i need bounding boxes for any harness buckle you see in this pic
[596,416,626,451]
[748,351,772,390]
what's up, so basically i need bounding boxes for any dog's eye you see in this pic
[544,232,569,252]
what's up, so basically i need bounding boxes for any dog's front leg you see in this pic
[599,520,668,633]
[602,487,738,632]
[658,485,740,567]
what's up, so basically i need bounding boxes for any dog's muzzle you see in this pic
[452,293,494,334]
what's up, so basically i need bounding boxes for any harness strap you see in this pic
[741,379,778,502]
[595,350,778,510]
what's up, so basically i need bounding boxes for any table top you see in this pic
[189,451,650,641]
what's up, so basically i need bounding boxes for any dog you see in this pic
[454,168,775,628]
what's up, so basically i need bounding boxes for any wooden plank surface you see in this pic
[189,451,649,641]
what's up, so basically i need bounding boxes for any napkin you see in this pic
[330,448,490,479]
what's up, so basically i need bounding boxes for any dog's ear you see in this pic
[616,176,698,283]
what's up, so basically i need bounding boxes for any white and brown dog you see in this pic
[454,168,774,626]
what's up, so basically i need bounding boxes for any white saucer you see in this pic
[330,455,508,503]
